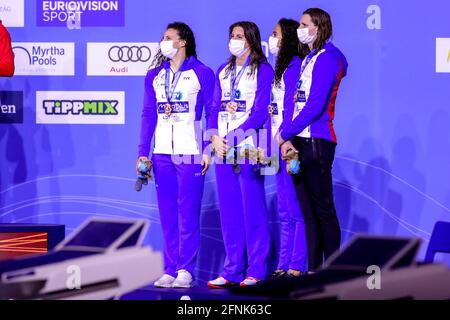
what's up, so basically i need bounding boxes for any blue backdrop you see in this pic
[1,0,450,281]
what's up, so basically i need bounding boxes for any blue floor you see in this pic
[120,284,270,300]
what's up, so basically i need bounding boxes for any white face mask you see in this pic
[160,40,178,59]
[297,27,315,44]
[268,36,280,56]
[228,39,248,57]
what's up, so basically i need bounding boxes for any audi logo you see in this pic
[108,46,152,62]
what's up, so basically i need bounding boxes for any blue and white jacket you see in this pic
[208,60,274,148]
[138,56,215,156]
[270,56,302,138]
[280,42,348,143]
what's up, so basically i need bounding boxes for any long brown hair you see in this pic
[274,18,300,87]
[225,21,267,78]
[299,8,333,58]
[150,22,197,68]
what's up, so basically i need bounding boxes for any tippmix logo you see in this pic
[36,91,125,124]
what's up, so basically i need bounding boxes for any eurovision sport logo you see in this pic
[36,91,125,124]
[36,0,125,27]
[12,42,75,76]
[87,42,159,76]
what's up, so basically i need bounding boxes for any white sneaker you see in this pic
[207,276,235,289]
[172,269,193,288]
[154,274,175,288]
[240,276,260,287]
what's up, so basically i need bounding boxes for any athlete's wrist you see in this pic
[210,135,221,143]
[277,131,287,146]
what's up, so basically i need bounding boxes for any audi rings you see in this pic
[108,46,151,62]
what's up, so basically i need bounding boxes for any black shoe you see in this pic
[268,270,287,281]
[286,270,307,279]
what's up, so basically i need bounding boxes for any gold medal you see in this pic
[164,103,172,116]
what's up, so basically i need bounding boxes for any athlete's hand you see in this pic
[136,156,148,175]
[281,141,298,160]
[211,135,228,158]
[201,154,211,175]
[136,156,153,178]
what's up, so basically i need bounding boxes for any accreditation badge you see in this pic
[294,80,303,102]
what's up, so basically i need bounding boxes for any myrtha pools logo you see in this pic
[12,43,75,76]
[36,91,125,124]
